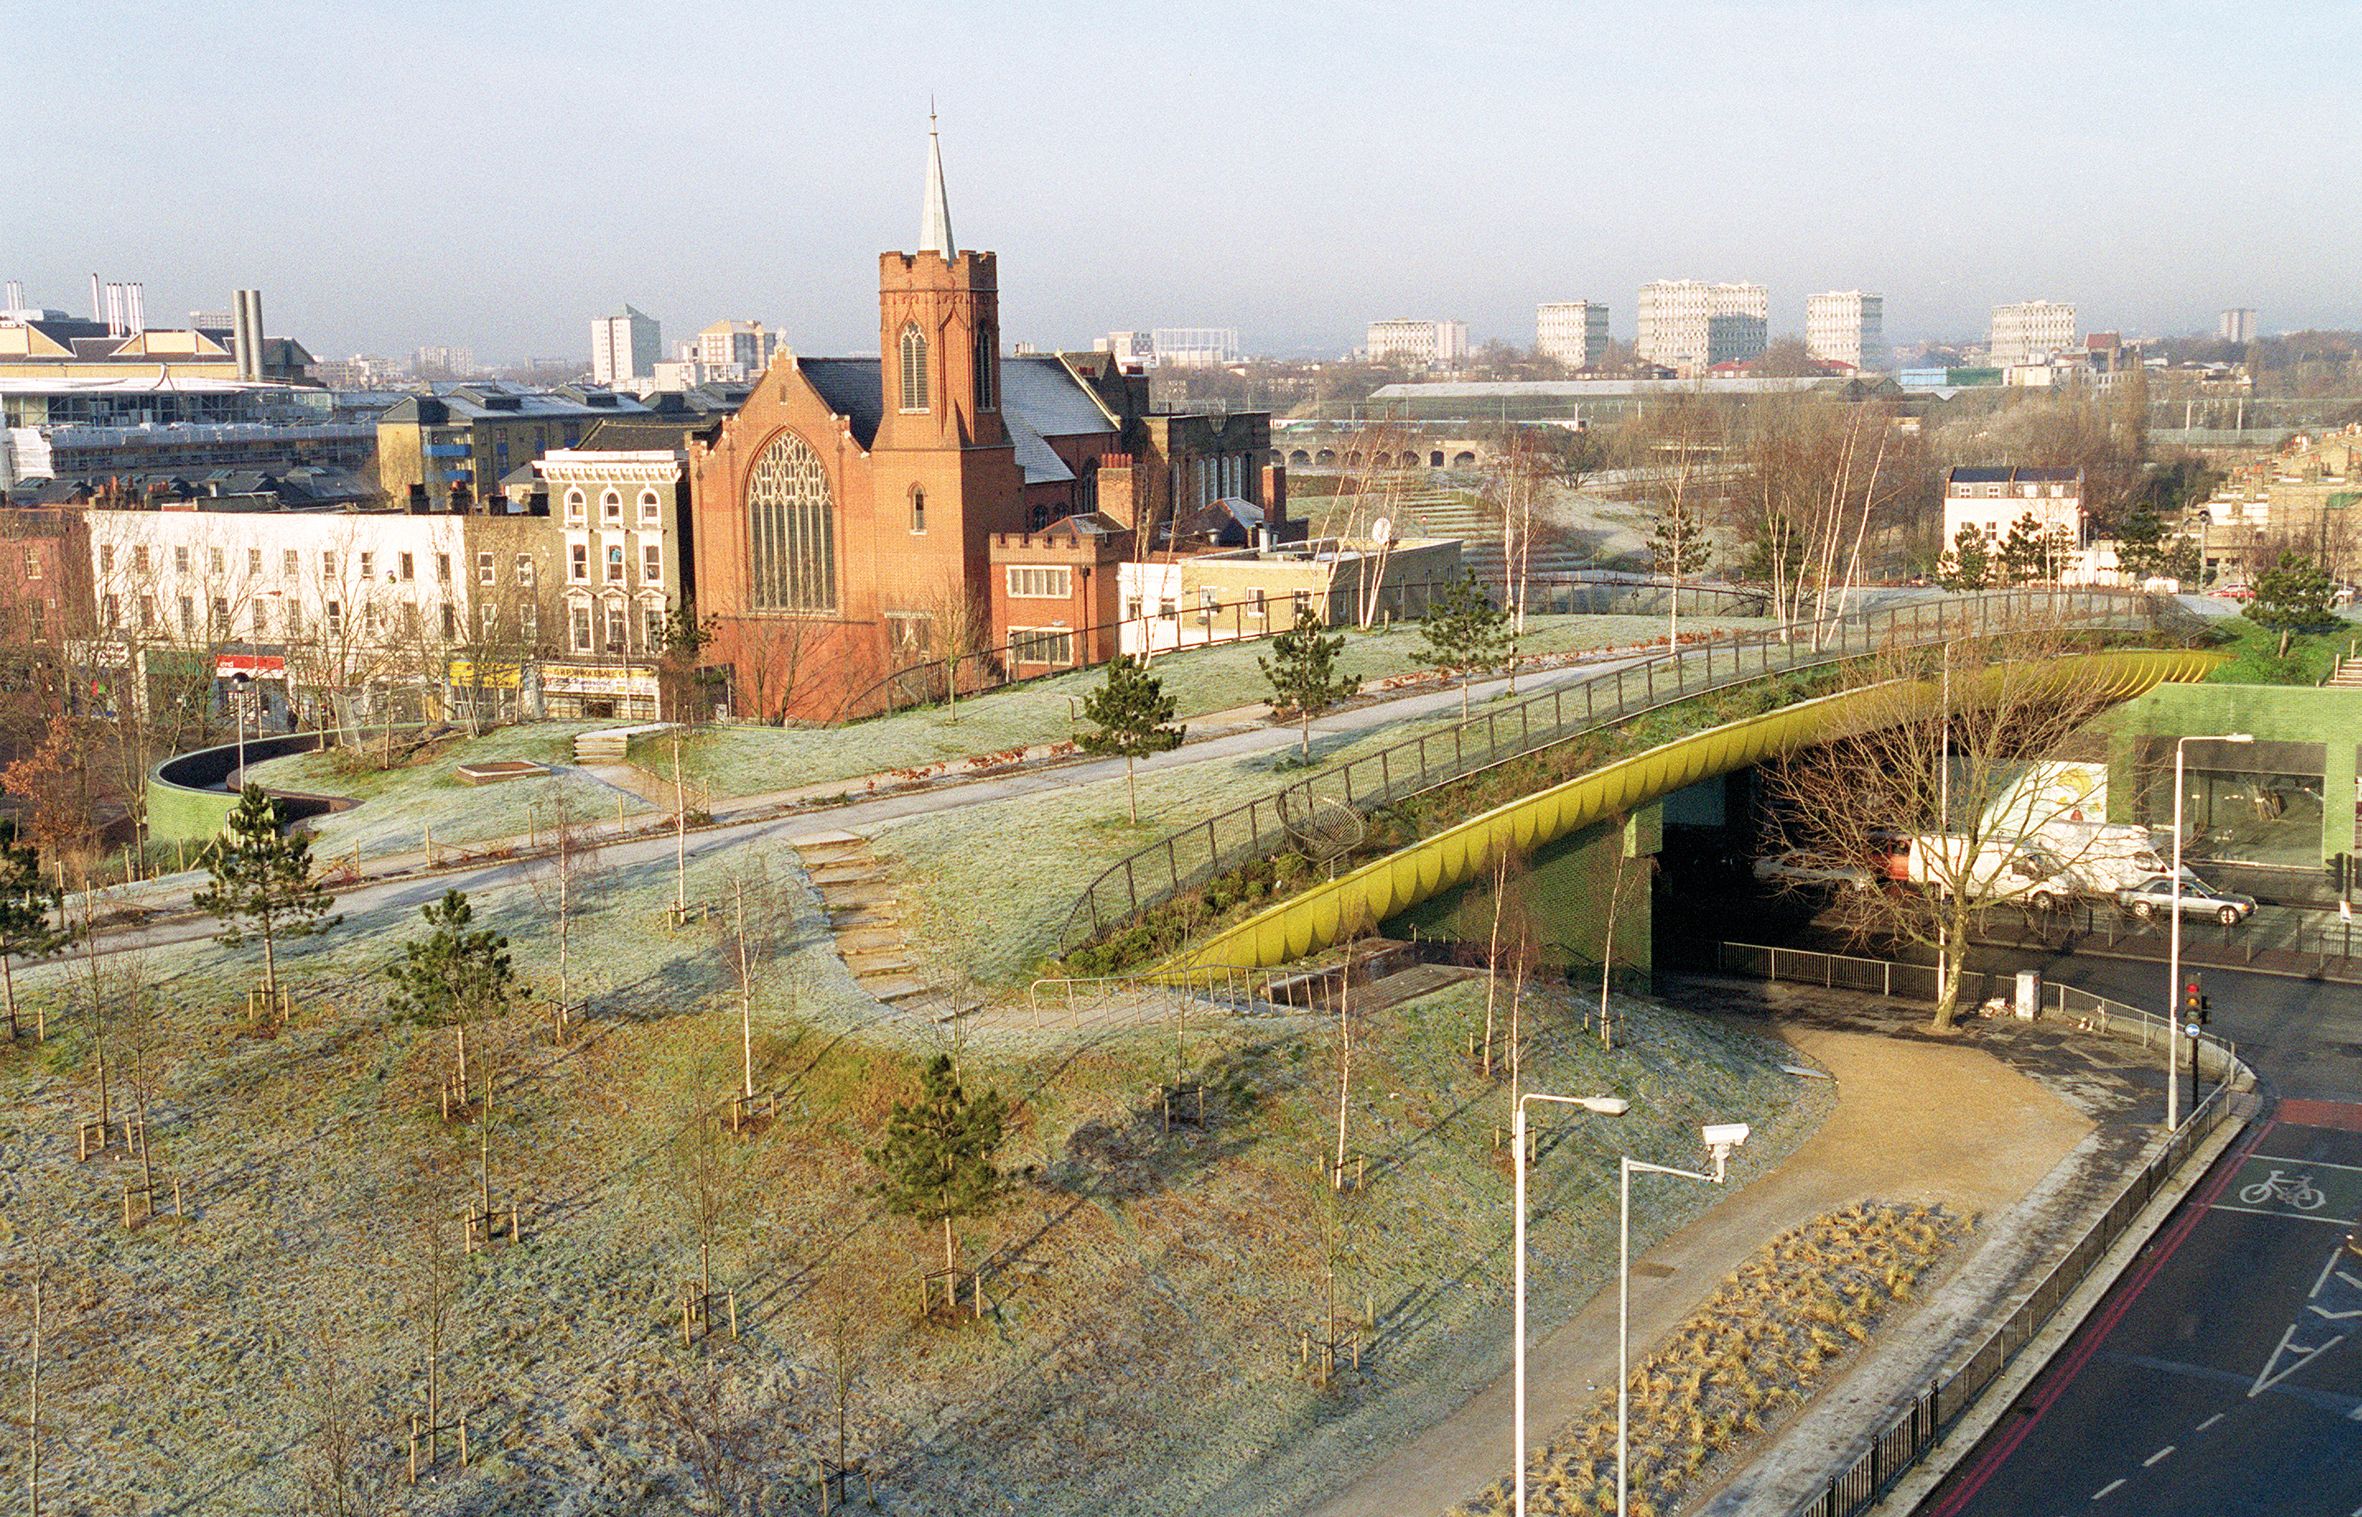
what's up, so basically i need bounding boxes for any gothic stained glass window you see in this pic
[745,432,837,614]
[898,322,930,412]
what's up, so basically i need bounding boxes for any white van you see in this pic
[1900,834,2076,910]
[2021,820,2175,897]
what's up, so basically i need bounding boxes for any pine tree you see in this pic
[386,889,517,1030]
[388,888,516,1104]
[1416,569,1514,719]
[1935,524,1991,592]
[193,785,339,1003]
[1078,655,1185,824]
[865,1053,1010,1271]
[0,823,69,1040]
[1258,606,1361,762]
[1997,512,2048,585]
[2248,551,2336,657]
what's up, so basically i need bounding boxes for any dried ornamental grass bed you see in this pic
[1463,1201,1969,1517]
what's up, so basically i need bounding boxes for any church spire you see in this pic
[919,104,956,258]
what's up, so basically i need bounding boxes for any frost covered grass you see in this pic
[0,868,1822,1517]
[236,615,1766,862]
[662,614,1764,797]
[244,723,658,857]
[864,720,1441,986]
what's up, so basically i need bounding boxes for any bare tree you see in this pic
[1760,627,2125,1029]
[287,1311,392,1517]
[906,575,996,724]
[529,794,604,1028]
[1595,814,1641,1050]
[1621,393,1727,652]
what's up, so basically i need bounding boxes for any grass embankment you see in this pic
[1048,665,1856,981]
[0,842,1825,1516]
[244,723,658,856]
[242,615,1766,864]
[1464,1202,1968,1517]
[2198,614,2359,686]
[656,613,1764,798]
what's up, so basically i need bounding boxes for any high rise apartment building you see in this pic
[1805,291,1884,370]
[2219,307,2258,344]
[693,320,777,380]
[1535,301,1609,368]
[1366,318,1470,368]
[1988,301,2078,367]
[591,306,662,386]
[1636,281,1767,370]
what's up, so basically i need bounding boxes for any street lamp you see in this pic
[2168,732,2250,1126]
[229,671,254,792]
[1619,1122,1750,1517]
[1511,1091,1630,1517]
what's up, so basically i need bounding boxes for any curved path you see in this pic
[1307,1003,2102,1517]
[74,645,1667,959]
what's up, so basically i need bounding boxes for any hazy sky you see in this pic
[10,1,2352,362]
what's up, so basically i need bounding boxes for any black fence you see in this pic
[830,573,1773,724]
[1060,589,2174,951]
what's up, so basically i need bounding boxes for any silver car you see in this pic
[2117,874,2256,926]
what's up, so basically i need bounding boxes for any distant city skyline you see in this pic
[8,1,2341,363]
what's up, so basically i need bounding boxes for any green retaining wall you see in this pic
[147,769,242,843]
[2098,683,2362,867]
[1386,803,1659,988]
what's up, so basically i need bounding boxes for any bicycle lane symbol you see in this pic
[2216,1154,2362,1226]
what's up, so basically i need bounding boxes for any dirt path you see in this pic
[1305,1020,2094,1517]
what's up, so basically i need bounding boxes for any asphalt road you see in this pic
[1917,949,2362,1517]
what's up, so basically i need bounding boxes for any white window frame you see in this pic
[1004,565,1073,599]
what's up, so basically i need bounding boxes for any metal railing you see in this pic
[1060,589,2176,951]
[830,573,1773,724]
[1713,942,2249,1517]
[1955,897,2362,981]
[1025,965,1291,1032]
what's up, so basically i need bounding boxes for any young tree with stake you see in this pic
[1416,570,1513,720]
[1078,655,1185,824]
[1259,606,1361,763]
[865,1054,1010,1273]
[386,889,517,1098]
[193,785,339,1013]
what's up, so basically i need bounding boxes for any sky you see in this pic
[8,1,2354,363]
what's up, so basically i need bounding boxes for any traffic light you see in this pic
[2183,976,2210,1025]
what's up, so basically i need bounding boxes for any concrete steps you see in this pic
[2326,655,2362,688]
[787,829,955,1015]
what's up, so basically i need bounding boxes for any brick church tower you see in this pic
[869,114,1024,630]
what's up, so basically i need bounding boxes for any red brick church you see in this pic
[689,121,1281,720]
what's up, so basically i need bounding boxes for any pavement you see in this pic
[1306,980,2156,1517]
[1911,950,2362,1517]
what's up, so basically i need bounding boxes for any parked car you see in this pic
[2117,874,2256,926]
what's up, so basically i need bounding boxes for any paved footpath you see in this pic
[1308,982,2148,1517]
[79,649,1657,954]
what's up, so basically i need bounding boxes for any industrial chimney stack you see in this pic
[232,289,265,381]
